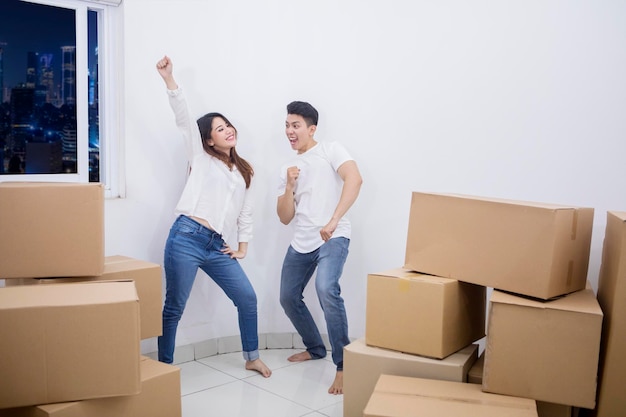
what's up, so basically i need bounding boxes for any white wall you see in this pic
[109,0,626,353]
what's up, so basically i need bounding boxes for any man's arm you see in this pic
[320,160,363,241]
[277,166,300,225]
[277,192,296,225]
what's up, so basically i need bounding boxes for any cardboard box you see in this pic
[0,357,181,417]
[0,182,104,279]
[469,352,576,417]
[467,351,484,384]
[404,192,594,299]
[366,268,485,359]
[483,286,603,409]
[595,211,626,417]
[344,338,477,417]
[0,281,141,409]
[364,374,538,417]
[6,256,163,340]
[536,402,577,417]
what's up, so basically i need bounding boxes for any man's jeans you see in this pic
[279,237,351,371]
[158,215,259,364]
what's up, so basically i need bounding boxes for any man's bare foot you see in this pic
[287,351,312,362]
[328,370,343,395]
[245,358,272,378]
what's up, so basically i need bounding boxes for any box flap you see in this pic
[367,374,537,416]
[414,192,591,211]
[607,210,626,222]
[0,281,138,309]
[370,268,456,285]
[490,285,603,316]
[349,338,478,367]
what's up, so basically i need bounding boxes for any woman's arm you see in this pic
[156,55,202,159]
[156,56,178,90]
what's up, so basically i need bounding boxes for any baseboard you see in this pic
[145,332,334,365]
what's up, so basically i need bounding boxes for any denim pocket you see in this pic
[175,223,197,235]
[173,216,200,236]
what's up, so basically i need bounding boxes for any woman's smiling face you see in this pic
[208,117,237,154]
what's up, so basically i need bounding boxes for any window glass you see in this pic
[0,0,111,187]
[88,9,99,182]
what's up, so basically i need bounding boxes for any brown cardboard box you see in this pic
[467,351,484,384]
[0,357,181,417]
[469,352,576,417]
[483,285,603,409]
[365,268,485,359]
[6,256,163,340]
[404,192,594,299]
[343,338,477,417]
[364,374,538,417]
[595,211,626,417]
[0,182,104,279]
[536,402,577,417]
[0,281,141,409]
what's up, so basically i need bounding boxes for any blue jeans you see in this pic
[158,215,259,364]
[279,237,351,371]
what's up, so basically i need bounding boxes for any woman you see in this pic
[155,55,271,377]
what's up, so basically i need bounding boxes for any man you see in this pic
[277,100,363,394]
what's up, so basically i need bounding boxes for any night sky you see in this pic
[0,0,77,91]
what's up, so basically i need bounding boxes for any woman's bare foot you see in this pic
[287,351,312,362]
[245,358,272,378]
[328,370,343,395]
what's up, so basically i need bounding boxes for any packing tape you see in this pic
[571,210,578,240]
[397,278,411,293]
[375,390,536,411]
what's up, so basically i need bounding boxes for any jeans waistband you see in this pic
[176,215,221,237]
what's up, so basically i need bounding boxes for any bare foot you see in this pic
[328,370,343,395]
[245,358,272,378]
[287,351,312,362]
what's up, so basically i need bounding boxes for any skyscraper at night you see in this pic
[61,46,76,106]
[0,43,5,104]
[39,53,56,105]
[26,51,39,88]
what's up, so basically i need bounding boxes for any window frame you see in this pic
[0,0,124,198]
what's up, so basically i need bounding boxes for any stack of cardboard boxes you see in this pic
[348,191,605,417]
[0,182,180,417]
[593,211,626,417]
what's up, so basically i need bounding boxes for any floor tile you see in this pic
[178,360,238,396]
[179,348,345,416]
[245,358,343,411]
[197,349,303,379]
[182,380,314,417]
[316,401,344,417]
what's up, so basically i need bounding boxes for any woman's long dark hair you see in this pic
[197,112,254,188]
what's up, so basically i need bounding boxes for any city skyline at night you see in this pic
[0,0,76,97]
[0,0,100,180]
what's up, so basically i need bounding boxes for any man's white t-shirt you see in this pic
[278,141,354,253]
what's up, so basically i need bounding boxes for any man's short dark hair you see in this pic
[287,101,318,127]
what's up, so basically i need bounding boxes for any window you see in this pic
[0,0,123,197]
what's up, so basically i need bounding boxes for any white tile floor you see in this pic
[178,348,343,417]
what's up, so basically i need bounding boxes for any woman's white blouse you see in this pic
[167,87,253,243]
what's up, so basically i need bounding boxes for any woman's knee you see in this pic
[162,301,186,321]
[234,285,257,310]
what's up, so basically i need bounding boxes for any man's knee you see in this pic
[316,280,341,303]
[279,292,294,310]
